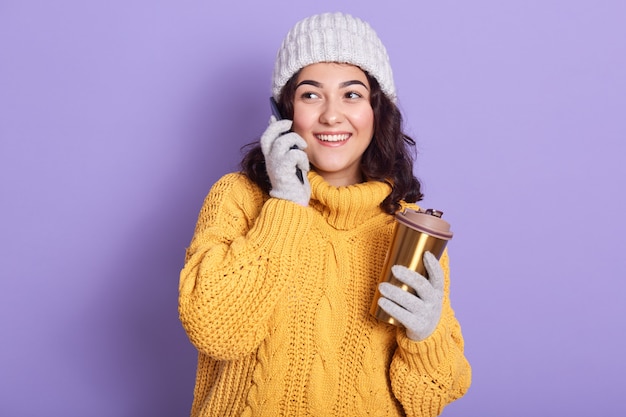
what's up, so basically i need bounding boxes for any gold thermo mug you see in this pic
[370,208,453,325]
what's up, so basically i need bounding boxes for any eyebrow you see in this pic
[296,80,369,90]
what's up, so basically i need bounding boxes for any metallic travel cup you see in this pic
[370,208,453,325]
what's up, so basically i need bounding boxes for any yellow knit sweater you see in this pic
[179,171,471,417]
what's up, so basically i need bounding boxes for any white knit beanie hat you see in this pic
[272,12,396,101]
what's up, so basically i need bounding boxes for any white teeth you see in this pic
[316,134,350,142]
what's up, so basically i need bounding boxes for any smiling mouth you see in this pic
[315,133,350,142]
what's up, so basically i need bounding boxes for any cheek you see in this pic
[352,109,375,133]
[291,108,312,136]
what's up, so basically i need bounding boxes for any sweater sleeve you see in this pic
[178,173,313,360]
[389,250,472,417]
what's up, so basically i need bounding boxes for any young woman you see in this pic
[179,12,471,417]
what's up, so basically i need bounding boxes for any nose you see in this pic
[319,100,343,125]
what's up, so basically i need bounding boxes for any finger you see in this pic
[291,132,307,150]
[390,265,435,301]
[270,132,306,155]
[279,131,307,152]
[378,282,423,313]
[280,146,309,177]
[423,252,444,292]
[260,119,293,155]
[293,149,310,173]
[377,296,421,330]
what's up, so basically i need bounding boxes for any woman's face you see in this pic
[291,62,374,187]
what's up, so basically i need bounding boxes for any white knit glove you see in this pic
[260,117,311,206]
[377,252,444,341]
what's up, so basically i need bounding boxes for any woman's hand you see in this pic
[377,252,444,341]
[260,117,311,206]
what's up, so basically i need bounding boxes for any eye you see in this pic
[300,91,320,100]
[345,91,363,99]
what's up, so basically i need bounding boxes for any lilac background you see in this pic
[1,1,625,416]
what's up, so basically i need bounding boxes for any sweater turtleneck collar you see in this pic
[308,171,393,230]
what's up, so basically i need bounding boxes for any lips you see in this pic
[315,133,350,142]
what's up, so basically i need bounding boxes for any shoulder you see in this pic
[197,172,268,223]
[205,172,266,202]
[209,172,258,193]
[398,201,420,212]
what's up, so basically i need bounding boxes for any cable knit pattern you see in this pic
[179,171,471,417]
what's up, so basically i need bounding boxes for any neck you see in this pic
[313,169,363,187]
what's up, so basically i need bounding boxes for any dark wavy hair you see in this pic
[240,70,423,214]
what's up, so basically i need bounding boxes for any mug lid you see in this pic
[395,208,453,240]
